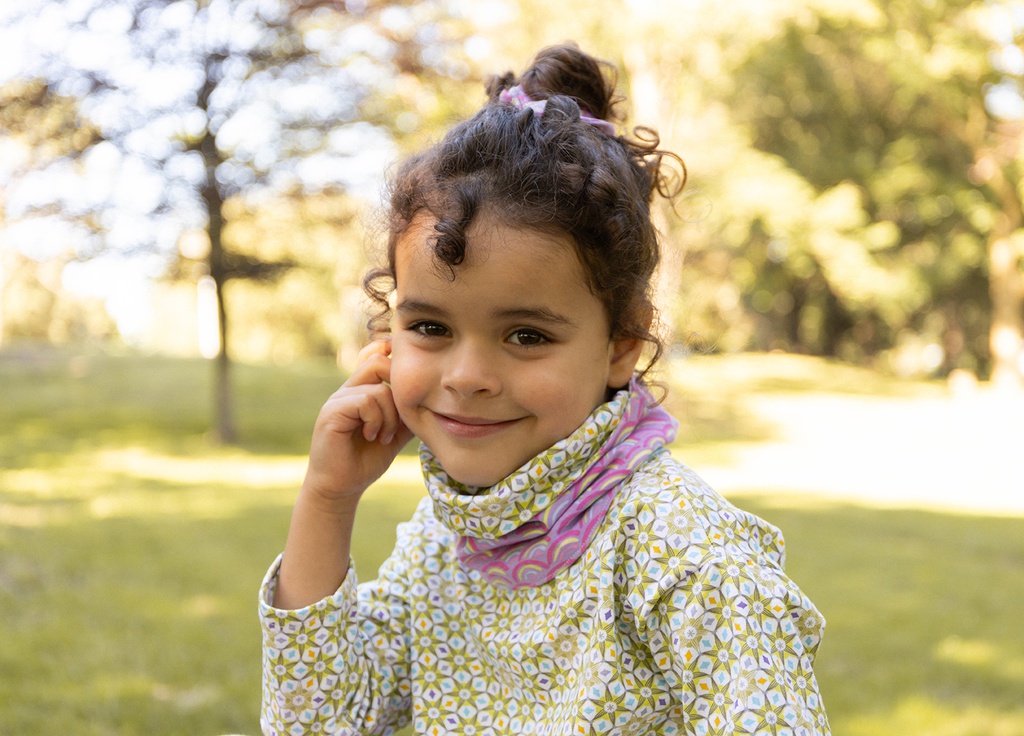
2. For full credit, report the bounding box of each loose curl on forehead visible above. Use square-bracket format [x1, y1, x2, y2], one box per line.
[364, 43, 686, 378]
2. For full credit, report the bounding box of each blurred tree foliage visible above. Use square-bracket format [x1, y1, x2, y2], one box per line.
[0, 80, 103, 347]
[0, 251, 117, 343]
[0, 79, 101, 163]
[0, 0, 475, 442]
[163, 189, 366, 366]
[2, 0, 1023, 388]
[721, 0, 1021, 383]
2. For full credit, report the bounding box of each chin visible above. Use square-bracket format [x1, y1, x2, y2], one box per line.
[446, 470, 505, 491]
[436, 459, 516, 490]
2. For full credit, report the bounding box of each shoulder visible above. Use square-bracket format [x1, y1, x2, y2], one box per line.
[608, 450, 780, 548]
[603, 450, 788, 596]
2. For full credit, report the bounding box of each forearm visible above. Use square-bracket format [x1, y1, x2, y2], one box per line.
[273, 483, 360, 610]
[260, 497, 427, 735]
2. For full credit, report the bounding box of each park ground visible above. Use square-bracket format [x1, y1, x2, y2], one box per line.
[1, 345, 1022, 735]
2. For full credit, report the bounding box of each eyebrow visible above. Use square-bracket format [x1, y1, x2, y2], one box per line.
[493, 307, 578, 328]
[396, 299, 577, 328]
[395, 299, 445, 317]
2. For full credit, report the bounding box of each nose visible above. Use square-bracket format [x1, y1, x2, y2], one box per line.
[441, 340, 501, 397]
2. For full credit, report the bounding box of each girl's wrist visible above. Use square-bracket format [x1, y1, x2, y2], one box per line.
[299, 476, 365, 517]
[274, 483, 360, 609]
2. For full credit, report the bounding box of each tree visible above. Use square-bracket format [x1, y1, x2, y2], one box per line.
[0, 0, 475, 442]
[0, 79, 103, 347]
[720, 0, 1023, 381]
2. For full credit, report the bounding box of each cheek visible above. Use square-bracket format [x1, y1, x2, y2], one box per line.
[387, 347, 426, 411]
[529, 375, 598, 421]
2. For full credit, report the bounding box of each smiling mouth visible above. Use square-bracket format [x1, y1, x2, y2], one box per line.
[430, 411, 521, 439]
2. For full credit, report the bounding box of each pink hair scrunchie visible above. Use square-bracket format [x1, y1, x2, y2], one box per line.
[499, 85, 617, 136]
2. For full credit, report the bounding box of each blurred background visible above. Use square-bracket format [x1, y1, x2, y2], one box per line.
[1, 0, 1022, 734]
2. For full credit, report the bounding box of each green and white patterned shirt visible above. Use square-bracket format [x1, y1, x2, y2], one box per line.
[260, 446, 830, 735]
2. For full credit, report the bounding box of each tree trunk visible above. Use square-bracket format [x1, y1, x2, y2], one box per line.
[194, 45, 238, 445]
[200, 127, 237, 444]
[988, 228, 1024, 390]
[962, 105, 1024, 391]
[623, 42, 684, 346]
[0, 248, 8, 350]
[973, 145, 1024, 391]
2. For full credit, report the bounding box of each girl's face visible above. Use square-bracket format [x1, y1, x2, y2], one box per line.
[389, 213, 642, 488]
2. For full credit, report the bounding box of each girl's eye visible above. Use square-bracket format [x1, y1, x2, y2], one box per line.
[410, 321, 449, 338]
[508, 329, 548, 347]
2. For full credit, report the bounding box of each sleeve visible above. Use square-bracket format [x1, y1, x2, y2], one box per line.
[641, 558, 831, 735]
[258, 501, 433, 736]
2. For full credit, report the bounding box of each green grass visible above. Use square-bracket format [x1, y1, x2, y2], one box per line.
[741, 497, 1024, 735]
[1, 344, 1022, 735]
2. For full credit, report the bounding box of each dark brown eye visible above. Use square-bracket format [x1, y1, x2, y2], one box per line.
[508, 329, 548, 347]
[412, 322, 448, 337]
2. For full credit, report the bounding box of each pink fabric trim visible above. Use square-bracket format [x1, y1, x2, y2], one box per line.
[498, 84, 617, 136]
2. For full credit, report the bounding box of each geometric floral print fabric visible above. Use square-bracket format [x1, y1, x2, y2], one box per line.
[259, 450, 831, 735]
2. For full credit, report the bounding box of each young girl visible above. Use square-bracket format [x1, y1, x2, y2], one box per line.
[260, 43, 830, 736]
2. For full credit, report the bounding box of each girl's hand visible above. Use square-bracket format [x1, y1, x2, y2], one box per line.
[275, 340, 413, 609]
[302, 340, 414, 509]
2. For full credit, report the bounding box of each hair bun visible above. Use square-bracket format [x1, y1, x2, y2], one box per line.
[515, 43, 619, 124]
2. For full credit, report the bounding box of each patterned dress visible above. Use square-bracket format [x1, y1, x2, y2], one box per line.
[260, 389, 830, 735]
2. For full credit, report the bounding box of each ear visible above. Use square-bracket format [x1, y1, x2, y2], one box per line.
[607, 336, 645, 390]
[607, 305, 653, 389]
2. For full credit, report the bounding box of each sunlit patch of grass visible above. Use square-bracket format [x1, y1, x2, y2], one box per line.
[667, 350, 942, 397]
[845, 697, 1024, 736]
[661, 351, 944, 452]
[934, 636, 1024, 682]
[1, 449, 304, 527]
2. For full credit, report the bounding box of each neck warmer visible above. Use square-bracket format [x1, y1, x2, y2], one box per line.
[421, 378, 678, 588]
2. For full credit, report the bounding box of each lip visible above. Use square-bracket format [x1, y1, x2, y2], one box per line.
[430, 410, 522, 439]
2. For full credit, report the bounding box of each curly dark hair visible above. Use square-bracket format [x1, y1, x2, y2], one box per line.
[364, 42, 686, 377]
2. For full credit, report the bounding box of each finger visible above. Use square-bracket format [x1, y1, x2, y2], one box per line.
[323, 383, 400, 442]
[354, 338, 391, 365]
[337, 353, 393, 391]
[376, 387, 407, 446]
[358, 395, 385, 442]
[345, 344, 395, 388]
[364, 382, 402, 444]
[329, 389, 386, 442]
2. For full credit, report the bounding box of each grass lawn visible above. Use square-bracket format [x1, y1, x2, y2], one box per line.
[1, 343, 1022, 735]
